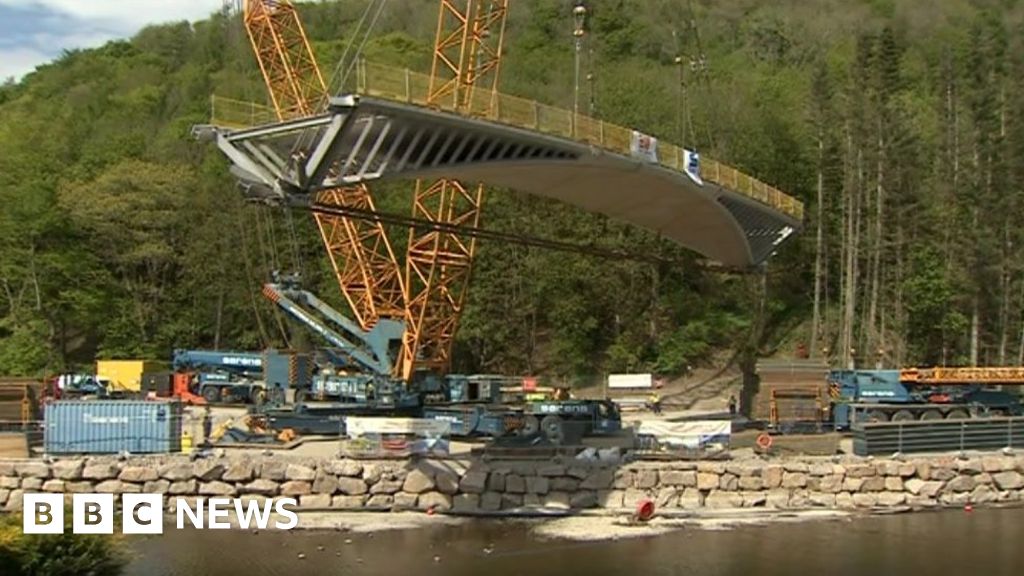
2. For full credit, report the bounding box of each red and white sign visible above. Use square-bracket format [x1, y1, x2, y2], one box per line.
[630, 130, 659, 163]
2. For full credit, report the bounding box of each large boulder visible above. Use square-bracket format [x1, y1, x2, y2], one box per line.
[280, 481, 312, 496]
[993, 471, 1024, 491]
[284, 464, 316, 482]
[119, 467, 158, 483]
[199, 481, 236, 496]
[459, 471, 487, 494]
[403, 469, 436, 494]
[419, 491, 452, 511]
[51, 461, 84, 480]
[223, 461, 255, 483]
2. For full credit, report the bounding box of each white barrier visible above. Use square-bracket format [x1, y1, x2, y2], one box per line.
[608, 374, 654, 389]
[344, 417, 451, 457]
[636, 420, 731, 451]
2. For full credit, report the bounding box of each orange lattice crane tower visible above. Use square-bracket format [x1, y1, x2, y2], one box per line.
[398, 0, 509, 380]
[241, 0, 407, 329]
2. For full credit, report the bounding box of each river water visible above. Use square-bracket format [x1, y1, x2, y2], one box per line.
[124, 508, 1022, 576]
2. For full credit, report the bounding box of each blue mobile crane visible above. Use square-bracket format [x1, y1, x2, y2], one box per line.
[261, 276, 424, 409]
[829, 369, 1024, 429]
[170, 348, 313, 405]
[171, 349, 267, 404]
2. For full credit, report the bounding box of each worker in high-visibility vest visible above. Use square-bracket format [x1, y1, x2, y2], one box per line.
[649, 392, 662, 415]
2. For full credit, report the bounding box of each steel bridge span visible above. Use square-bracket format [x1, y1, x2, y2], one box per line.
[197, 63, 804, 269]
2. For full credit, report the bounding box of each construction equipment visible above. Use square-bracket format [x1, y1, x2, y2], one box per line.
[263, 276, 403, 378]
[0, 382, 40, 426]
[169, 348, 313, 405]
[96, 360, 164, 392]
[767, 385, 829, 433]
[899, 367, 1024, 385]
[830, 369, 1024, 429]
[44, 374, 114, 401]
[171, 349, 266, 404]
[521, 399, 623, 445]
[750, 362, 1024, 432]
[262, 276, 419, 407]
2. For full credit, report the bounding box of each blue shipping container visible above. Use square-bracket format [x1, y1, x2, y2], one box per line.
[44, 400, 183, 454]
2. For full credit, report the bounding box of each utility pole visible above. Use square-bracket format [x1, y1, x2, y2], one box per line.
[572, 1, 587, 135]
[672, 30, 685, 144]
[587, 49, 596, 117]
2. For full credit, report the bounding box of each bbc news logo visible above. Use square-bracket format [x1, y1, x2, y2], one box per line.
[22, 494, 299, 534]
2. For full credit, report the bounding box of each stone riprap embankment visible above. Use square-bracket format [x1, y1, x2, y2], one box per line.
[2, 453, 1024, 514]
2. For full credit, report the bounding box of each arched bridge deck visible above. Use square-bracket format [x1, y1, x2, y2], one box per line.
[198, 63, 804, 268]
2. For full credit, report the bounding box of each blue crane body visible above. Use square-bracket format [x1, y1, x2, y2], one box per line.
[171, 349, 267, 404]
[829, 370, 1023, 429]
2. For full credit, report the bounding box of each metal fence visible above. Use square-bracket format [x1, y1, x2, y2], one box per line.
[208, 61, 804, 222]
[852, 417, 1024, 456]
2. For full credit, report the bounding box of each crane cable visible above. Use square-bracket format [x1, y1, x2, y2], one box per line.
[337, 0, 390, 95]
[264, 212, 293, 349]
[236, 208, 271, 348]
[252, 206, 277, 273]
[253, 206, 293, 347]
[297, 0, 388, 157]
[282, 206, 304, 277]
[325, 0, 387, 98]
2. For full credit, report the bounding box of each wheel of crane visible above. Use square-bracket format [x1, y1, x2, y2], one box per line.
[201, 386, 219, 404]
[541, 415, 566, 445]
[250, 387, 267, 406]
[974, 407, 997, 418]
[865, 410, 890, 423]
[945, 409, 969, 421]
[919, 409, 943, 421]
[519, 415, 539, 437]
[891, 410, 914, 422]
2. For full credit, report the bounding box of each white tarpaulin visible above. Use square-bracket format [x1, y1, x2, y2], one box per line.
[630, 130, 659, 163]
[637, 420, 731, 449]
[345, 417, 451, 437]
[608, 373, 653, 389]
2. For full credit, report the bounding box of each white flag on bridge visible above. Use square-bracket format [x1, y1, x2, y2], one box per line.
[683, 149, 703, 186]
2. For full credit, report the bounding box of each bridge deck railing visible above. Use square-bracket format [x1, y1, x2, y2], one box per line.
[209, 61, 804, 221]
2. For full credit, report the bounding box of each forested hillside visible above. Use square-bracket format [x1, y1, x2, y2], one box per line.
[1, 0, 1023, 381]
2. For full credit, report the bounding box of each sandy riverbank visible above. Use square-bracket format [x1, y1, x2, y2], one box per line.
[283, 506, 856, 542]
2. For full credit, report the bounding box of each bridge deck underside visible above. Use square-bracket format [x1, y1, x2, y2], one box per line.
[206, 97, 801, 268]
